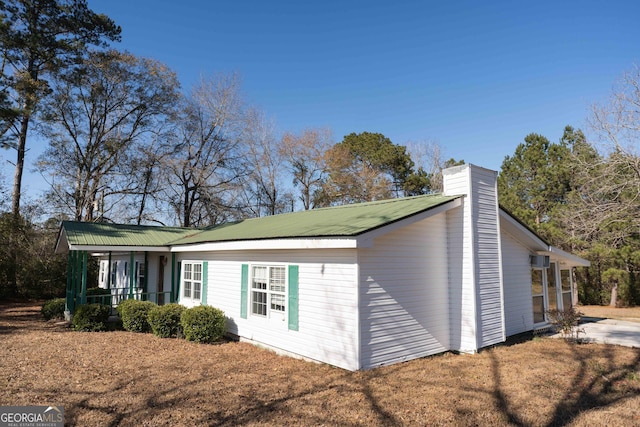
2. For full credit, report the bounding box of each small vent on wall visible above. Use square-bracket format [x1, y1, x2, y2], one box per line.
[530, 255, 550, 268]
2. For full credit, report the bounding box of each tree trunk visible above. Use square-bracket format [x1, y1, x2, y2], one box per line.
[609, 283, 618, 307]
[12, 115, 29, 218]
[6, 113, 30, 297]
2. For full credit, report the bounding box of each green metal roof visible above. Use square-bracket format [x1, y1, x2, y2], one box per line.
[171, 194, 459, 245]
[60, 221, 194, 247]
[59, 194, 460, 249]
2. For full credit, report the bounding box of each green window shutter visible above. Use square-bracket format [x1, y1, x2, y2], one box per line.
[240, 264, 248, 319]
[288, 265, 299, 331]
[201, 261, 208, 306]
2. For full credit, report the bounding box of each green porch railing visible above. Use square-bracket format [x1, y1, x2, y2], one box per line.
[78, 290, 174, 311]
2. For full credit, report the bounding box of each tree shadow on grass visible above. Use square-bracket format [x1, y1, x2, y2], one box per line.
[488, 341, 640, 427]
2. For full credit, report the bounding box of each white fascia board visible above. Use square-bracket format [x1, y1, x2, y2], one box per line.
[498, 210, 548, 251]
[356, 197, 462, 247]
[67, 245, 170, 253]
[171, 238, 358, 252]
[545, 246, 591, 267]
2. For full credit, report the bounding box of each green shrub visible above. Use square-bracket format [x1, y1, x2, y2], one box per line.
[117, 299, 156, 333]
[148, 303, 186, 338]
[86, 287, 112, 305]
[72, 304, 111, 332]
[41, 298, 66, 320]
[180, 305, 226, 343]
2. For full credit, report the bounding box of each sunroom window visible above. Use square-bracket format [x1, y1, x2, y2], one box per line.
[531, 268, 545, 324]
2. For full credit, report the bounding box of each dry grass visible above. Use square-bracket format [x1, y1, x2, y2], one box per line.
[578, 305, 640, 323]
[1, 302, 639, 426]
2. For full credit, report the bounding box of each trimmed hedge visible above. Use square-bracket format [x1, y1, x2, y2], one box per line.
[148, 303, 186, 338]
[72, 304, 111, 332]
[117, 299, 156, 333]
[41, 298, 66, 320]
[180, 306, 226, 343]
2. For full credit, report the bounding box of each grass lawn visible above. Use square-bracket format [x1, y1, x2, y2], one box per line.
[578, 305, 640, 323]
[1, 302, 639, 426]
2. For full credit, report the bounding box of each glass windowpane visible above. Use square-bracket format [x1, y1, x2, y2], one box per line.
[184, 281, 191, 298]
[271, 293, 285, 312]
[532, 295, 545, 323]
[531, 269, 543, 296]
[252, 291, 267, 316]
[562, 292, 572, 310]
[547, 264, 557, 311]
[194, 264, 202, 281]
[270, 267, 286, 292]
[194, 282, 201, 299]
[561, 270, 571, 292]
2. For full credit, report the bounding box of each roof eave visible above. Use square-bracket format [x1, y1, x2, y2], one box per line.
[171, 237, 359, 252]
[67, 244, 171, 253]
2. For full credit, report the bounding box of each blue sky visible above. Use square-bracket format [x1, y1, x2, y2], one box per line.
[3, 0, 639, 200]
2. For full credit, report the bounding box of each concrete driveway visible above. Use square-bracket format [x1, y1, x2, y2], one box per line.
[570, 317, 640, 348]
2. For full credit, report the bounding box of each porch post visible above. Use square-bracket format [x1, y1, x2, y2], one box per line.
[80, 251, 88, 305]
[129, 251, 135, 299]
[65, 251, 74, 313]
[106, 251, 112, 289]
[74, 249, 81, 306]
[170, 253, 176, 303]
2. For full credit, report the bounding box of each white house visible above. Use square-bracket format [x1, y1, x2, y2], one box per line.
[55, 164, 589, 371]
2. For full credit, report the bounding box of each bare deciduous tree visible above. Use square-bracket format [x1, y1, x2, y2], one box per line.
[240, 109, 292, 217]
[279, 128, 331, 210]
[158, 73, 248, 227]
[37, 50, 180, 222]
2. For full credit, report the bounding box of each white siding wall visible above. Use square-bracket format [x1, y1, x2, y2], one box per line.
[470, 166, 505, 347]
[443, 168, 478, 352]
[501, 231, 534, 336]
[358, 213, 450, 369]
[176, 249, 360, 371]
[446, 204, 477, 352]
[443, 164, 505, 351]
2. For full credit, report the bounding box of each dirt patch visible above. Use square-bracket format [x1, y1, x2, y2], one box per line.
[1, 302, 639, 426]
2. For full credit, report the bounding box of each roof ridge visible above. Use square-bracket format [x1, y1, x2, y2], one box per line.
[238, 193, 446, 221]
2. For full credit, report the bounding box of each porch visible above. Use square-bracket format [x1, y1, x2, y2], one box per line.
[64, 249, 181, 315]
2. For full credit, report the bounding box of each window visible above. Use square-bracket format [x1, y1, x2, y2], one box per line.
[251, 265, 286, 317]
[110, 262, 118, 287]
[99, 261, 107, 286]
[182, 262, 203, 302]
[531, 268, 545, 323]
[135, 262, 146, 289]
[560, 269, 572, 310]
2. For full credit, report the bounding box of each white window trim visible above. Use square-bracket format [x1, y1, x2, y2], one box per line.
[181, 261, 203, 304]
[249, 264, 288, 320]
